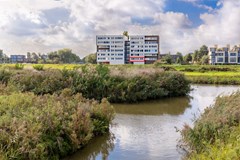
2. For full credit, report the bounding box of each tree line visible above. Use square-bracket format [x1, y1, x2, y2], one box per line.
[0, 48, 97, 64]
[161, 45, 209, 65]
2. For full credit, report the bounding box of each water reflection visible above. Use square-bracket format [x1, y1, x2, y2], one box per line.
[113, 97, 191, 115]
[67, 85, 239, 160]
[64, 133, 115, 160]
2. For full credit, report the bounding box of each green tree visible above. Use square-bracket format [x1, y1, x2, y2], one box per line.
[184, 53, 192, 63]
[176, 52, 183, 64]
[0, 50, 3, 58]
[200, 55, 209, 65]
[192, 50, 200, 63]
[31, 52, 39, 63]
[199, 45, 208, 58]
[161, 53, 172, 64]
[58, 48, 80, 63]
[0, 50, 3, 63]
[83, 53, 97, 64]
[123, 31, 129, 39]
[48, 49, 80, 64]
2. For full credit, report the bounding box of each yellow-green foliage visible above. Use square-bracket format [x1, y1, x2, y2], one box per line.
[0, 90, 114, 160]
[181, 92, 240, 159]
[33, 64, 44, 71]
[14, 63, 24, 70]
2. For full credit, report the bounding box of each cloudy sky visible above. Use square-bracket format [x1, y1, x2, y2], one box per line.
[0, 0, 239, 57]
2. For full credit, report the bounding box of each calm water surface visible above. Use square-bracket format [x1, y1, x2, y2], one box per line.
[66, 85, 240, 160]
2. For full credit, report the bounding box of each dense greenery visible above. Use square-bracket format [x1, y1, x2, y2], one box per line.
[82, 53, 97, 64]
[0, 65, 190, 103]
[0, 88, 114, 160]
[47, 49, 81, 64]
[180, 92, 240, 159]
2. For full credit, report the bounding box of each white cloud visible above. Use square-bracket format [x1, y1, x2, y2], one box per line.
[0, 0, 239, 57]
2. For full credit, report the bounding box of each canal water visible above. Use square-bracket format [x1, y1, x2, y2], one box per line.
[66, 85, 240, 160]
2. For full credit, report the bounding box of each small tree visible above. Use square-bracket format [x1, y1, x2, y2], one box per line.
[83, 53, 97, 64]
[184, 53, 192, 64]
[123, 31, 129, 39]
[176, 52, 183, 64]
[162, 54, 172, 64]
[200, 55, 209, 65]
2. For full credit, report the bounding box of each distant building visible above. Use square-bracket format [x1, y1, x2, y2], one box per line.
[10, 55, 26, 63]
[96, 35, 160, 64]
[209, 45, 240, 65]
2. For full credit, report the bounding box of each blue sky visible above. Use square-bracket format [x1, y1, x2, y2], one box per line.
[0, 0, 239, 56]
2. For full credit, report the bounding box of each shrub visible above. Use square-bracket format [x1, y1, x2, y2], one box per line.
[180, 92, 240, 159]
[33, 64, 44, 71]
[8, 66, 190, 102]
[0, 91, 114, 160]
[14, 63, 24, 70]
[0, 69, 12, 84]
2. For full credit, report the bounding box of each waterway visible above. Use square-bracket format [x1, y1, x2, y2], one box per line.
[66, 85, 240, 160]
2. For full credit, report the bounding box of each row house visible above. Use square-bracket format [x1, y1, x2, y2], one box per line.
[209, 45, 240, 64]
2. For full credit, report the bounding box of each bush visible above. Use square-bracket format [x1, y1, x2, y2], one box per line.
[0, 90, 114, 160]
[180, 92, 240, 159]
[14, 63, 24, 70]
[33, 64, 44, 71]
[0, 69, 12, 84]
[8, 66, 191, 103]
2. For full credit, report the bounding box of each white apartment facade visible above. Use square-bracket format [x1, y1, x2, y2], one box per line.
[96, 35, 125, 64]
[209, 45, 240, 65]
[129, 35, 159, 64]
[96, 35, 160, 65]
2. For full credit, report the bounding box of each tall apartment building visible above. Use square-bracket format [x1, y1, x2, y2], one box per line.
[209, 44, 240, 65]
[96, 35, 160, 64]
[129, 35, 159, 64]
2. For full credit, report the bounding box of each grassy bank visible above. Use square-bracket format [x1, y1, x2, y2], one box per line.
[180, 92, 240, 159]
[0, 87, 114, 160]
[0, 64, 190, 103]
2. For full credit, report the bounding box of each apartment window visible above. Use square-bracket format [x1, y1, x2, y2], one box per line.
[115, 37, 123, 39]
[217, 57, 224, 63]
[115, 58, 123, 60]
[131, 58, 144, 60]
[115, 41, 123, 44]
[230, 57, 237, 63]
[216, 53, 223, 56]
[115, 49, 123, 52]
[98, 58, 106, 60]
[97, 37, 106, 40]
[230, 53, 236, 56]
